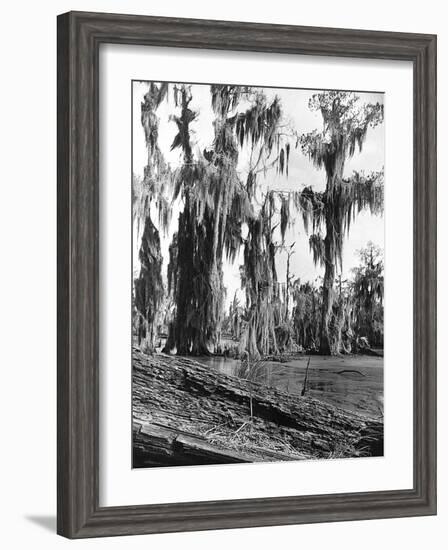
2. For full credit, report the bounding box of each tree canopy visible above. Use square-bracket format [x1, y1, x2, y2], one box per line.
[133, 84, 385, 358]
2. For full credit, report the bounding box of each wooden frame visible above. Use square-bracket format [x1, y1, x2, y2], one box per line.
[57, 10, 437, 538]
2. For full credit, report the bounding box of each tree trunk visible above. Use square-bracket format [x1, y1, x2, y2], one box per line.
[134, 215, 163, 353]
[320, 221, 336, 355]
[190, 329, 212, 356]
[161, 322, 176, 354]
[319, 157, 345, 355]
[174, 202, 195, 355]
[246, 312, 261, 360]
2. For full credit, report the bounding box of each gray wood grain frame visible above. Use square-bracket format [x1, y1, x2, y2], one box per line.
[57, 11, 437, 538]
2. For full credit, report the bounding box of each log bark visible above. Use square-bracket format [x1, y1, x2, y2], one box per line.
[133, 348, 383, 467]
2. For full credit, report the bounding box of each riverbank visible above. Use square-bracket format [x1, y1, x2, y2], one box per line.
[133, 348, 383, 468]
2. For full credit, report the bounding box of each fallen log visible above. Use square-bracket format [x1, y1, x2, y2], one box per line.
[133, 348, 383, 467]
[133, 423, 300, 466]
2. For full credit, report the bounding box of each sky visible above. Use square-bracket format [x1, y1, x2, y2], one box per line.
[132, 81, 385, 308]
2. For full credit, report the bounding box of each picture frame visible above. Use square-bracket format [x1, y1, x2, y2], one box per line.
[57, 10, 437, 538]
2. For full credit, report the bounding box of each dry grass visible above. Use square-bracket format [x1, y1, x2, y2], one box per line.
[198, 420, 310, 461]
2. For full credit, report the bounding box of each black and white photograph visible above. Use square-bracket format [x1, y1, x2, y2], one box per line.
[0, 1, 440, 545]
[132, 81, 385, 468]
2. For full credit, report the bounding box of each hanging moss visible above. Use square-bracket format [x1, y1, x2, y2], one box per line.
[164, 85, 291, 357]
[134, 217, 164, 352]
[239, 191, 284, 359]
[133, 82, 171, 352]
[164, 85, 241, 355]
[292, 280, 322, 351]
[350, 242, 384, 348]
[298, 92, 384, 354]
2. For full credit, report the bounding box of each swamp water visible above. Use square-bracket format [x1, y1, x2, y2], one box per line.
[195, 354, 383, 420]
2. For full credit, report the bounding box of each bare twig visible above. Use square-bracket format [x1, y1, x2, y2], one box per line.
[301, 357, 311, 396]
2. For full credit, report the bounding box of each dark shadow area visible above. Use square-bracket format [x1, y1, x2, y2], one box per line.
[25, 515, 56, 533]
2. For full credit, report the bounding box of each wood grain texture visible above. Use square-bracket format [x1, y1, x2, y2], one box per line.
[57, 10, 437, 538]
[132, 350, 383, 466]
